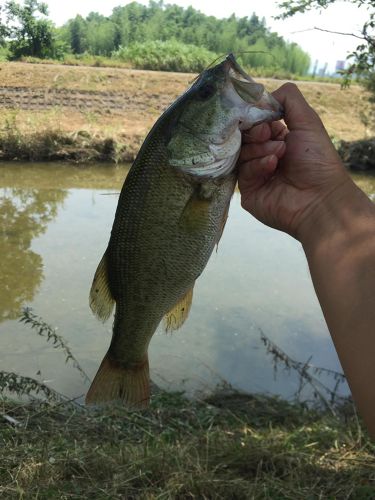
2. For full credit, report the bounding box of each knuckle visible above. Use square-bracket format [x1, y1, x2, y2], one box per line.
[283, 82, 298, 92]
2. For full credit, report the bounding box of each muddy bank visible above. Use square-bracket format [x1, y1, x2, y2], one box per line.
[0, 129, 144, 163]
[2, 127, 375, 168]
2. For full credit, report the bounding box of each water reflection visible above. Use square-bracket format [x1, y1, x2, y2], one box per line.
[0, 163, 128, 325]
[0, 163, 373, 401]
[0, 186, 66, 321]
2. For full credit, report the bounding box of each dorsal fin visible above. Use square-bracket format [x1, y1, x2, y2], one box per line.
[89, 251, 115, 322]
[164, 286, 194, 333]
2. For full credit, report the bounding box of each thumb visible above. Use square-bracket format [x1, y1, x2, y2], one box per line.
[272, 83, 324, 133]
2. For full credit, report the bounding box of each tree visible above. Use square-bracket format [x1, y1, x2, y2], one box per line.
[0, 5, 10, 46]
[69, 15, 87, 55]
[86, 19, 118, 56]
[5, 0, 57, 59]
[56, 1, 311, 75]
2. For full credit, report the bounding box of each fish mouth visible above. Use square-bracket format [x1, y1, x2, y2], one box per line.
[167, 54, 284, 180]
[224, 53, 284, 122]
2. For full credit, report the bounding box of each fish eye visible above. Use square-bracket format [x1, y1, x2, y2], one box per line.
[198, 83, 216, 100]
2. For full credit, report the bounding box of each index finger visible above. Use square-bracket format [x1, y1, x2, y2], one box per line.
[242, 120, 287, 144]
[242, 123, 272, 144]
[270, 120, 288, 140]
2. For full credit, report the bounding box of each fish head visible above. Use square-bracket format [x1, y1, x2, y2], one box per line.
[167, 53, 283, 178]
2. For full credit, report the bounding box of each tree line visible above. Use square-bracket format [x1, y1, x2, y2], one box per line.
[0, 0, 311, 75]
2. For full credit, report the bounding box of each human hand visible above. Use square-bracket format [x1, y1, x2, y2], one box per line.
[238, 82, 355, 243]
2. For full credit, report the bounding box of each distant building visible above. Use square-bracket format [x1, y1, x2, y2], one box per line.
[335, 60, 346, 72]
[318, 63, 328, 77]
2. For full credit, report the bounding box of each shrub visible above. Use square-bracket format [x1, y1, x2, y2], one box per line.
[113, 40, 218, 73]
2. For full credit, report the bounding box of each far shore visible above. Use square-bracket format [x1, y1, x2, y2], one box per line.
[0, 61, 373, 167]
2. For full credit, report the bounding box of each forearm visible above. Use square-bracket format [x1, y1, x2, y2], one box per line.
[301, 183, 375, 436]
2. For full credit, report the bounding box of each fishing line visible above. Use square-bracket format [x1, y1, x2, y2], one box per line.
[189, 52, 229, 84]
[233, 50, 277, 64]
[189, 50, 277, 84]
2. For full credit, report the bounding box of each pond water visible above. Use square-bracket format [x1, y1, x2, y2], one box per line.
[1, 163, 374, 403]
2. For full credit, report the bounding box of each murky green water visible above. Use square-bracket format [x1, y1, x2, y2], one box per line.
[1, 163, 374, 402]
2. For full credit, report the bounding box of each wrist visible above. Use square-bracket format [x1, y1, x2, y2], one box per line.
[298, 179, 375, 257]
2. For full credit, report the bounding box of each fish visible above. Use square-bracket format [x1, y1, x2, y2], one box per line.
[86, 53, 283, 407]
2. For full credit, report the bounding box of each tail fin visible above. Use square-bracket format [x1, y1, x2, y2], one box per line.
[85, 353, 150, 408]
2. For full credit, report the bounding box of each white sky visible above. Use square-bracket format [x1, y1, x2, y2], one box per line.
[40, 0, 370, 74]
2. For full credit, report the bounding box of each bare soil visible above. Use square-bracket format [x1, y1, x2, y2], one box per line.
[0, 85, 173, 113]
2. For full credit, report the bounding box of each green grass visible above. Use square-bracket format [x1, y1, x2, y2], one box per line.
[0, 46, 10, 62]
[0, 391, 373, 498]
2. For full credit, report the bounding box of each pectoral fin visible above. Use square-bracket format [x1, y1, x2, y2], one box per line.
[89, 252, 115, 322]
[179, 191, 211, 233]
[164, 286, 194, 333]
[216, 201, 230, 248]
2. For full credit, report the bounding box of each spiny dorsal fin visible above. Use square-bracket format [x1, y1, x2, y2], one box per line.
[164, 287, 194, 333]
[89, 252, 115, 322]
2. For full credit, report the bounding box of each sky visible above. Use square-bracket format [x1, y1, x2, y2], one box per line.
[41, 0, 370, 74]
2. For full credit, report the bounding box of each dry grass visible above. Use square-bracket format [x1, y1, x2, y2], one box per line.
[0, 62, 190, 161]
[0, 391, 374, 499]
[0, 61, 190, 94]
[0, 62, 371, 159]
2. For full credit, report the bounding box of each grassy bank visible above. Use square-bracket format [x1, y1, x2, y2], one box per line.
[0, 62, 372, 164]
[19, 54, 338, 82]
[1, 390, 374, 498]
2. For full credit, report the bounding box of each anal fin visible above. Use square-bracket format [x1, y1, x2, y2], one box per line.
[89, 251, 115, 322]
[164, 286, 194, 333]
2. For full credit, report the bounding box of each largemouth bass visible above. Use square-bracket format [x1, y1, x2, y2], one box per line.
[86, 54, 283, 407]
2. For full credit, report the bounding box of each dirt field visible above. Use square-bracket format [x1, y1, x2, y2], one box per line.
[0, 61, 371, 162]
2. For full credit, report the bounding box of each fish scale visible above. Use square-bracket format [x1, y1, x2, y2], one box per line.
[86, 54, 283, 407]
